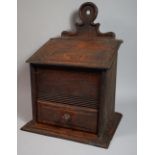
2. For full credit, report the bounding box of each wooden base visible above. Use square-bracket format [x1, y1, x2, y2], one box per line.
[21, 112, 122, 148]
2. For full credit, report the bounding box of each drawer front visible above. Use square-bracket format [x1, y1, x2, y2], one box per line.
[37, 101, 98, 133]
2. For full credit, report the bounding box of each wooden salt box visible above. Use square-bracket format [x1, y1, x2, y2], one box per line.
[21, 2, 123, 148]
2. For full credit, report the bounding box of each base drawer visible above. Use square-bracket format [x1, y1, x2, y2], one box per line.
[37, 100, 98, 133]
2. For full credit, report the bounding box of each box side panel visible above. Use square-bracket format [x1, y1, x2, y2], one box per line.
[98, 56, 117, 137]
[30, 64, 38, 121]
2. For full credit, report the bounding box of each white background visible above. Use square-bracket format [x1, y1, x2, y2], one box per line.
[3, 0, 155, 155]
[2, 0, 155, 154]
[17, 0, 137, 155]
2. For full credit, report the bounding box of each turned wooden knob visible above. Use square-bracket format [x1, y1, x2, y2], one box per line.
[62, 113, 71, 121]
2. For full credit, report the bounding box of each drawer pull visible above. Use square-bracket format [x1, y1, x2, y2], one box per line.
[62, 113, 71, 121]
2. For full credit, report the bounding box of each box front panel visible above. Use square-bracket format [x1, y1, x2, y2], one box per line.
[36, 66, 101, 133]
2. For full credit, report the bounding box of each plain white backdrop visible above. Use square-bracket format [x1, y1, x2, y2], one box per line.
[17, 0, 136, 155]
[2, 0, 155, 155]
[0, 0, 154, 155]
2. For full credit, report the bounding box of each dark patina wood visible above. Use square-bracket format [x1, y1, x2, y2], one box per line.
[21, 2, 123, 148]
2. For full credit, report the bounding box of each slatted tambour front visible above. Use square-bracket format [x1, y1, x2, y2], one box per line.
[36, 66, 100, 109]
[38, 92, 98, 109]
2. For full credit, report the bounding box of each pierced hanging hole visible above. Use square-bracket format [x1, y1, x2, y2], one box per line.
[79, 2, 98, 24]
[86, 9, 91, 16]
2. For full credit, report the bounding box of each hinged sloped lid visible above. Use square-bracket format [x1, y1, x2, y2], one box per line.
[27, 2, 123, 69]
